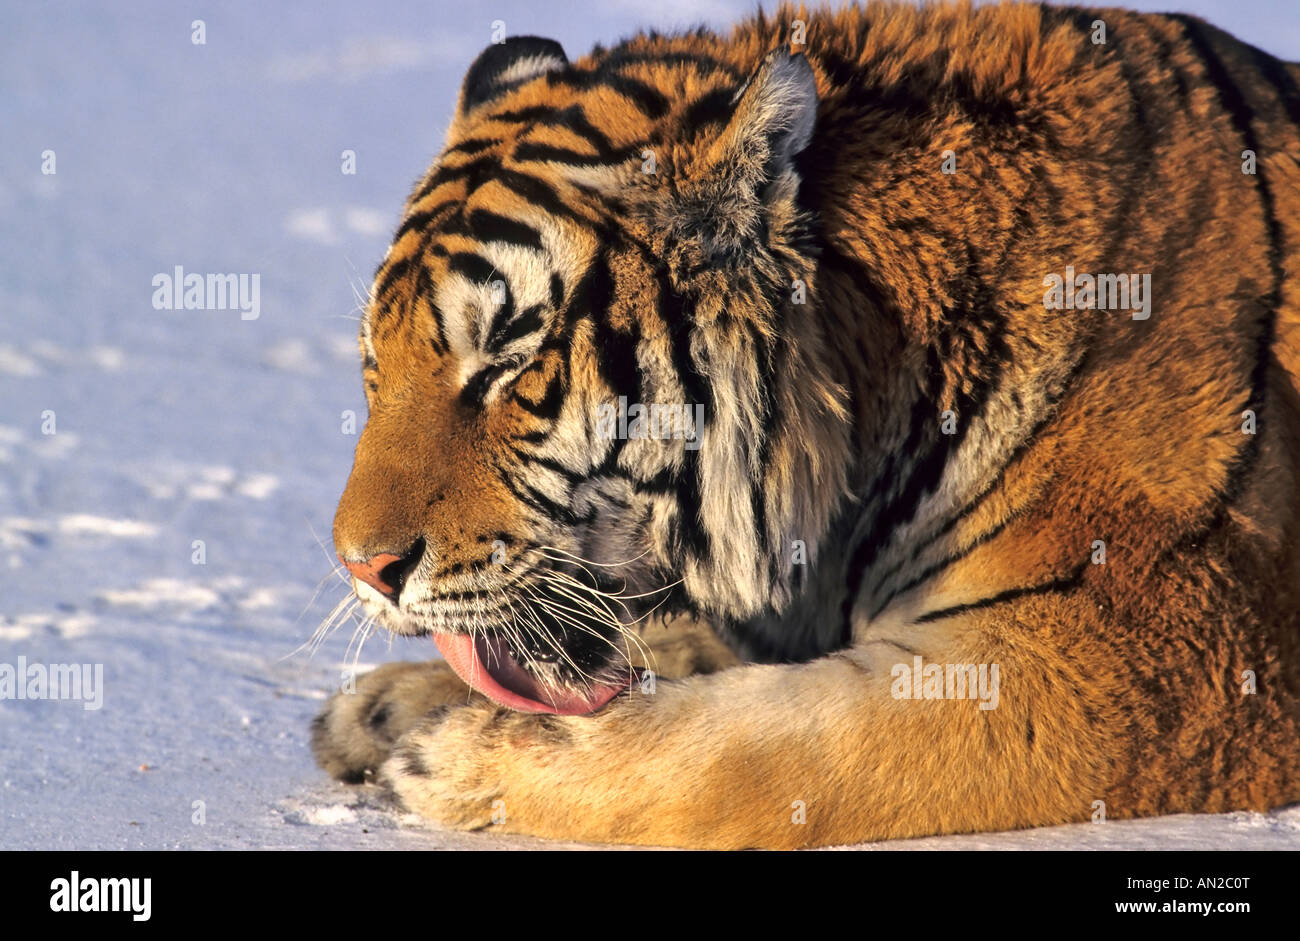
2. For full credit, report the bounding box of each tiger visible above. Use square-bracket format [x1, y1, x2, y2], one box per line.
[310, 0, 1300, 849]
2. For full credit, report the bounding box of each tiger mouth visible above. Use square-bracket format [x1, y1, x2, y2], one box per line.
[434, 630, 639, 715]
[366, 560, 657, 714]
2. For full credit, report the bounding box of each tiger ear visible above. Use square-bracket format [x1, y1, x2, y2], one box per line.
[704, 50, 818, 188]
[460, 36, 568, 114]
[669, 51, 817, 263]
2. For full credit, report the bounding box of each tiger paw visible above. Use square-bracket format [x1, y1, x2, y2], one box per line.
[379, 702, 584, 833]
[310, 659, 486, 784]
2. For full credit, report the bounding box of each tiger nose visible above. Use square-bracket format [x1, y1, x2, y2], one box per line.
[340, 539, 425, 602]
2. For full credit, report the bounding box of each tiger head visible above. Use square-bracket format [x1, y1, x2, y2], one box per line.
[333, 36, 852, 714]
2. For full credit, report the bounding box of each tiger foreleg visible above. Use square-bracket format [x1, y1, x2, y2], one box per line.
[311, 659, 488, 783]
[381, 619, 1120, 848]
[312, 614, 734, 784]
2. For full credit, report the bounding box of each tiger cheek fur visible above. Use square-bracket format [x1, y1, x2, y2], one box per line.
[313, 1, 1300, 848]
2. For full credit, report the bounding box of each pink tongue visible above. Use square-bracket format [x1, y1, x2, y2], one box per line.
[435, 633, 633, 715]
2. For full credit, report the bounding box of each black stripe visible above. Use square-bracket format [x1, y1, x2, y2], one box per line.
[627, 465, 677, 496]
[492, 169, 592, 227]
[515, 105, 648, 170]
[671, 456, 707, 559]
[434, 213, 473, 239]
[811, 247, 886, 472]
[497, 461, 578, 525]
[1077, 9, 1158, 268]
[447, 251, 499, 286]
[551, 69, 670, 118]
[445, 137, 500, 156]
[516, 428, 552, 445]
[815, 50, 867, 93]
[1135, 16, 1193, 106]
[413, 155, 501, 202]
[606, 74, 671, 118]
[415, 263, 448, 353]
[534, 105, 619, 155]
[487, 104, 557, 124]
[743, 314, 774, 569]
[868, 513, 1016, 620]
[1171, 15, 1282, 505]
[511, 371, 565, 420]
[654, 265, 710, 559]
[460, 362, 510, 408]
[508, 445, 587, 484]
[468, 209, 543, 251]
[373, 256, 414, 308]
[566, 253, 616, 326]
[480, 283, 516, 351]
[865, 347, 1092, 605]
[913, 565, 1087, 625]
[588, 333, 641, 478]
[574, 253, 639, 475]
[655, 264, 711, 412]
[488, 302, 546, 352]
[514, 142, 638, 167]
[432, 584, 525, 603]
[834, 247, 1008, 640]
[394, 200, 458, 242]
[681, 87, 737, 137]
[1244, 45, 1300, 128]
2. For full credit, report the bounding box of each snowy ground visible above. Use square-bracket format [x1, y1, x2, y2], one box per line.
[2, 0, 1299, 851]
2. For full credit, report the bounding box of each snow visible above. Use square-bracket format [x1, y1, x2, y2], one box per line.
[2, 0, 1297, 851]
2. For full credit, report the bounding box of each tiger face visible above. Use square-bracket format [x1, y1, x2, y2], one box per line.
[333, 37, 851, 714]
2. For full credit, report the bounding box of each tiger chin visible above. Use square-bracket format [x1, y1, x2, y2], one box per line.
[310, 1, 1300, 849]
